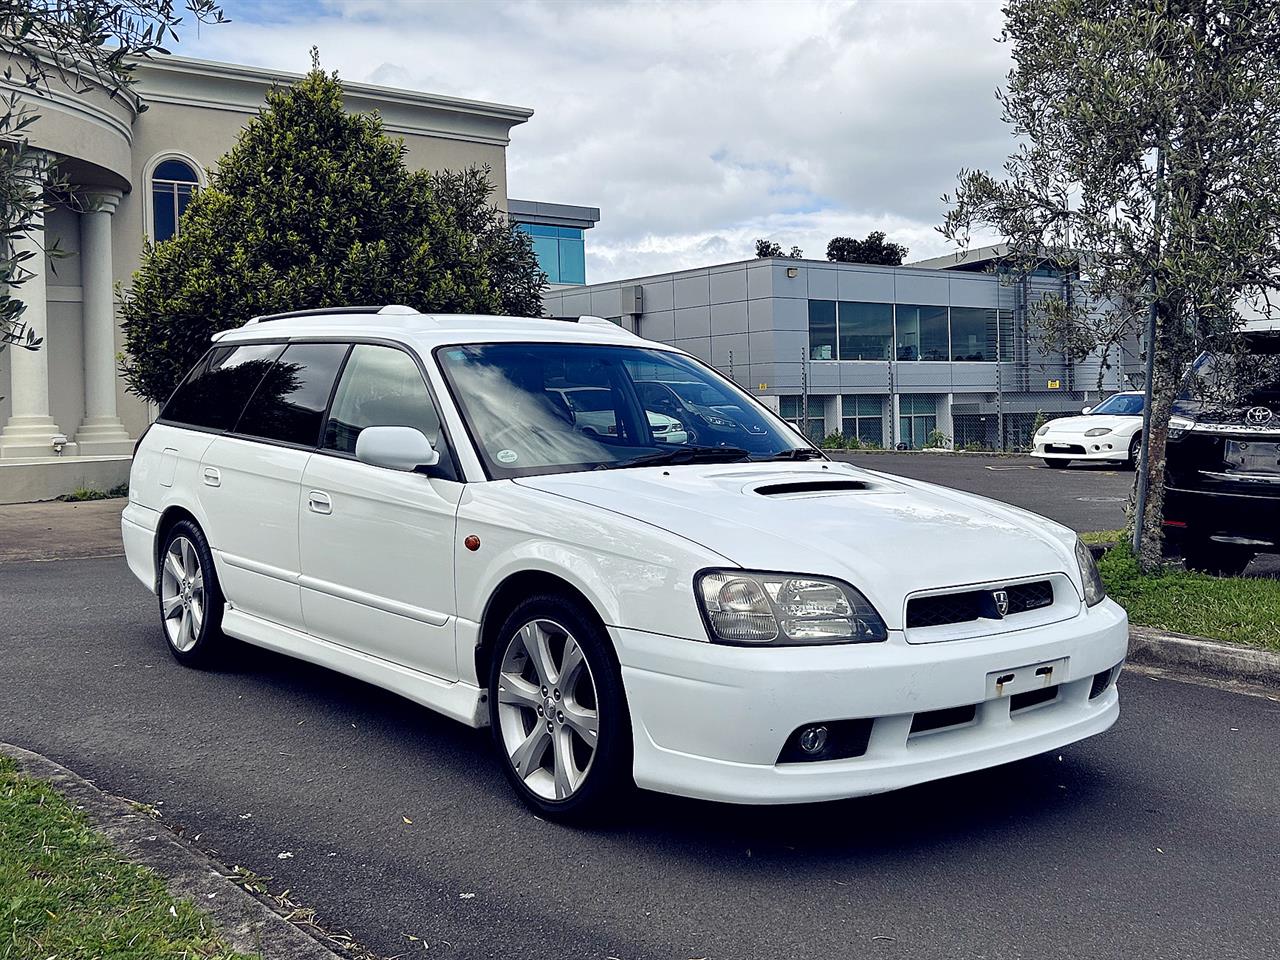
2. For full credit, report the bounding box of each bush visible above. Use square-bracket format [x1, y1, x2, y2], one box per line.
[924, 429, 951, 449]
[120, 66, 545, 405]
[844, 435, 863, 450]
[820, 432, 846, 449]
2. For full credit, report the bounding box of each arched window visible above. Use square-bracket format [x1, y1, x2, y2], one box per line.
[151, 158, 199, 242]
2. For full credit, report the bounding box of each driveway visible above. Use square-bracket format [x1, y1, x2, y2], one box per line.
[2, 556, 1277, 960]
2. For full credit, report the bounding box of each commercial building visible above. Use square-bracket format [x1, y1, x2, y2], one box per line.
[0, 53, 534, 501]
[509, 199, 600, 286]
[542, 247, 1136, 450]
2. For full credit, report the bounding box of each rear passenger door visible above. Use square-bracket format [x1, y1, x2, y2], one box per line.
[298, 344, 462, 681]
[198, 342, 349, 631]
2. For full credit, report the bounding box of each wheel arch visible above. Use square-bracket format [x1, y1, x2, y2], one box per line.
[154, 505, 201, 587]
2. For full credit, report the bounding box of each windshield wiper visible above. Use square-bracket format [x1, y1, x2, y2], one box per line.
[605, 445, 752, 469]
[763, 448, 826, 461]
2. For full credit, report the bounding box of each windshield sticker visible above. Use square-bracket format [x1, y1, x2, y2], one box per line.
[496, 449, 519, 464]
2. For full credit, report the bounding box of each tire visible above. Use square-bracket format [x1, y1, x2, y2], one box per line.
[488, 593, 632, 821]
[1180, 537, 1255, 577]
[1044, 458, 1071, 468]
[157, 519, 228, 667]
[1126, 433, 1142, 471]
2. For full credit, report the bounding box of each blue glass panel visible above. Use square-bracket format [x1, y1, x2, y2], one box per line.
[558, 237, 585, 284]
[517, 223, 559, 237]
[154, 158, 199, 182]
[530, 235, 560, 282]
[556, 226, 584, 239]
[175, 183, 195, 223]
[152, 186, 177, 242]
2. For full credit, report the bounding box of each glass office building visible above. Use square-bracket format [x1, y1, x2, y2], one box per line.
[509, 199, 600, 286]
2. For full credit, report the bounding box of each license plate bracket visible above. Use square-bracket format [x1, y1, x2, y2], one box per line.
[1225, 440, 1280, 475]
[986, 657, 1068, 699]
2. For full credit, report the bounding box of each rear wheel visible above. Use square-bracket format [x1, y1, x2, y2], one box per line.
[1043, 458, 1071, 469]
[1181, 537, 1255, 577]
[489, 594, 631, 821]
[158, 520, 228, 667]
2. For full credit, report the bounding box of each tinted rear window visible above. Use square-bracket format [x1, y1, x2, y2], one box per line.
[234, 342, 350, 446]
[160, 343, 285, 431]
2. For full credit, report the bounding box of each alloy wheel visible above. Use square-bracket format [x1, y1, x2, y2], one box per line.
[496, 619, 600, 800]
[160, 536, 205, 653]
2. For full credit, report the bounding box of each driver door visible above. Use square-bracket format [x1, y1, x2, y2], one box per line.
[298, 343, 462, 681]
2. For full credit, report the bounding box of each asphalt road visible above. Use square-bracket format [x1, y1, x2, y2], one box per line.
[4, 556, 1278, 960]
[830, 451, 1135, 533]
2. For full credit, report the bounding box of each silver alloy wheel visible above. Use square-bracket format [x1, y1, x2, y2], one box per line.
[160, 536, 205, 653]
[496, 618, 600, 801]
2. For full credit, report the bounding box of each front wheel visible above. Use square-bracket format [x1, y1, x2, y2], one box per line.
[1126, 433, 1143, 471]
[157, 519, 228, 667]
[489, 594, 632, 821]
[1044, 458, 1071, 469]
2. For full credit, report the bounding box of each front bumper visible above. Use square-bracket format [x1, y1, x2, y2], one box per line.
[612, 598, 1128, 804]
[1034, 437, 1129, 461]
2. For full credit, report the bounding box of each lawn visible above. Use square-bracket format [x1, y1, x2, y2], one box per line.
[1099, 545, 1280, 651]
[0, 757, 256, 960]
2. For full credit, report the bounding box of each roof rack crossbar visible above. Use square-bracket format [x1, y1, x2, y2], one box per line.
[244, 305, 391, 325]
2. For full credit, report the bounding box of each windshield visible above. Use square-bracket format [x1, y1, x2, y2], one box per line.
[1091, 394, 1144, 416]
[1182, 333, 1280, 410]
[436, 342, 812, 477]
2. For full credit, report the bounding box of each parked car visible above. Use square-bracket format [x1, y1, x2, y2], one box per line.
[1163, 323, 1280, 575]
[1032, 391, 1146, 468]
[123, 307, 1127, 820]
[550, 385, 688, 445]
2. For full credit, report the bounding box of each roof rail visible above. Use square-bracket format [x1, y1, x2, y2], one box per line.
[245, 304, 417, 325]
[546, 314, 641, 337]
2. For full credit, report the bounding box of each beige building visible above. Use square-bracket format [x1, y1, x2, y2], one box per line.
[0, 53, 532, 502]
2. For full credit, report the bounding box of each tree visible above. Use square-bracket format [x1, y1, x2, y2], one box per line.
[941, 0, 1280, 570]
[1, 0, 225, 363]
[120, 64, 547, 404]
[754, 238, 802, 259]
[826, 231, 908, 266]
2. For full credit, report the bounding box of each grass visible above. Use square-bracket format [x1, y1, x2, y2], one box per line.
[1080, 528, 1124, 546]
[1099, 544, 1280, 651]
[57, 482, 128, 502]
[0, 757, 257, 960]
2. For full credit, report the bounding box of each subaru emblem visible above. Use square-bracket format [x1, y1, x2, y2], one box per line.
[993, 589, 1010, 617]
[1245, 406, 1274, 427]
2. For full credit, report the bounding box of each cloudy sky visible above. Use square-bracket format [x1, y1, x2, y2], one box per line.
[179, 0, 1013, 282]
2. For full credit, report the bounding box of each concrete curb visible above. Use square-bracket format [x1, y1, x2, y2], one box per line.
[0, 743, 346, 960]
[1128, 626, 1280, 688]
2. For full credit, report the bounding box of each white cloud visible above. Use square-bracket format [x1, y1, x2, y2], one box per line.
[180, 0, 1013, 281]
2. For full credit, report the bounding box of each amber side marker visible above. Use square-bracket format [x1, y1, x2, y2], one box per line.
[464, 535, 481, 552]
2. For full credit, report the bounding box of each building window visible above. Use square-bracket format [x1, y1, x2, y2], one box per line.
[898, 393, 938, 448]
[779, 395, 825, 441]
[807, 300, 836, 359]
[151, 158, 199, 242]
[841, 395, 884, 445]
[516, 224, 586, 284]
[838, 301, 894, 361]
[950, 307, 999, 362]
[896, 305, 948, 361]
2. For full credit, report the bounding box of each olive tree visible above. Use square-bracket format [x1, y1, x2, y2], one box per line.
[942, 0, 1280, 569]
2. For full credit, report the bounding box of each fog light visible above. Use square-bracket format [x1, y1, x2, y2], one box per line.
[798, 725, 829, 754]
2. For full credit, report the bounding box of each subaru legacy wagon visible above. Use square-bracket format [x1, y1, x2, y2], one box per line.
[123, 306, 1128, 819]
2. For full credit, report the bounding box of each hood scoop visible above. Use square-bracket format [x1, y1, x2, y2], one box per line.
[752, 479, 871, 498]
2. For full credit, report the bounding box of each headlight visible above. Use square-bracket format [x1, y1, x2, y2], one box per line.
[1084, 427, 1112, 437]
[1074, 539, 1106, 607]
[696, 570, 888, 645]
[1168, 415, 1194, 440]
[1036, 423, 1051, 436]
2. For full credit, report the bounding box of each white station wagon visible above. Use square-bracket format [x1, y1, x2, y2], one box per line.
[123, 306, 1128, 819]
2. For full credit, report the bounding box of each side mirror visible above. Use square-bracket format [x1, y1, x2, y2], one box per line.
[355, 426, 440, 472]
[1081, 406, 1093, 415]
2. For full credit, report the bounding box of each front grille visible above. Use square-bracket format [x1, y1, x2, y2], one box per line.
[910, 704, 978, 735]
[1010, 686, 1058, 712]
[906, 580, 1054, 628]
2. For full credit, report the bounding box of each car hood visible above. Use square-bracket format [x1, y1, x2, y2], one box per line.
[514, 461, 1078, 628]
[1043, 415, 1139, 436]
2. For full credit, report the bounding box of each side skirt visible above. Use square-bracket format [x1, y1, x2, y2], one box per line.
[220, 608, 488, 728]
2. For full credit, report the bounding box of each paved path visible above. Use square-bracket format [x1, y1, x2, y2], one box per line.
[0, 497, 125, 562]
[2, 556, 1277, 960]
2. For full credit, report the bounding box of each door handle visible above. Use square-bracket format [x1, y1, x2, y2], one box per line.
[307, 490, 332, 515]
[202, 466, 221, 487]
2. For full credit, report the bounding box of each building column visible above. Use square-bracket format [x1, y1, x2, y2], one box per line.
[74, 189, 132, 455]
[0, 188, 77, 459]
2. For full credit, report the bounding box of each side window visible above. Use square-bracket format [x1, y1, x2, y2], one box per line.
[160, 342, 285, 431]
[234, 342, 350, 446]
[323, 345, 441, 455]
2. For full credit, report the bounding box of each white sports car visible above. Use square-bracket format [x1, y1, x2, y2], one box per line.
[1033, 391, 1145, 468]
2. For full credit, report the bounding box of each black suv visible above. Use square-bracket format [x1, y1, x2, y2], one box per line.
[1163, 324, 1280, 574]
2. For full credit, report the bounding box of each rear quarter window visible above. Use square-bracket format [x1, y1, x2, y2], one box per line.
[160, 343, 285, 431]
